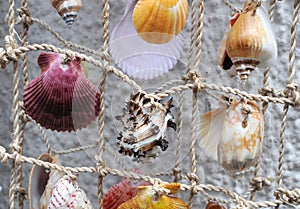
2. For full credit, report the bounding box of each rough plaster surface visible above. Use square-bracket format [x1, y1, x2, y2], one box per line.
[0, 0, 299, 208]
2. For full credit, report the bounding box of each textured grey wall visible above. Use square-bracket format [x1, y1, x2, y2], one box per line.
[0, 0, 299, 208]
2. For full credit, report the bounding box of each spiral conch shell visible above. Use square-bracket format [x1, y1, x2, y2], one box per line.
[51, 0, 82, 26]
[29, 153, 62, 209]
[218, 0, 277, 84]
[199, 95, 264, 178]
[47, 175, 94, 209]
[23, 52, 100, 132]
[117, 183, 188, 209]
[132, 0, 189, 44]
[116, 92, 176, 162]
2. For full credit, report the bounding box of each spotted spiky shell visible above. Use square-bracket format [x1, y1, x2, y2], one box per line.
[23, 52, 100, 132]
[29, 153, 61, 209]
[51, 0, 82, 26]
[132, 0, 189, 44]
[221, 0, 277, 84]
[117, 183, 188, 209]
[116, 92, 176, 161]
[48, 175, 94, 209]
[103, 177, 150, 209]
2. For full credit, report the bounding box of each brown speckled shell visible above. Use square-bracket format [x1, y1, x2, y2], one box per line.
[51, 0, 82, 26]
[206, 202, 227, 209]
[23, 52, 100, 132]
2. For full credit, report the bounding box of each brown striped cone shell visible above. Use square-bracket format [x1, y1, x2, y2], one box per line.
[221, 0, 277, 84]
[103, 177, 151, 209]
[29, 153, 63, 209]
[132, 0, 189, 44]
[116, 92, 176, 162]
[206, 202, 227, 209]
[51, 0, 82, 26]
[117, 183, 188, 209]
[218, 98, 264, 178]
[23, 52, 100, 132]
[47, 175, 94, 209]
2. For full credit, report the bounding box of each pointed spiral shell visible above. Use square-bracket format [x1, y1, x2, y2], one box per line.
[51, 0, 82, 26]
[132, 0, 189, 44]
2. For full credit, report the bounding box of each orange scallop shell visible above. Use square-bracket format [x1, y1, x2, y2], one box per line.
[132, 0, 189, 44]
[117, 183, 188, 209]
[23, 52, 100, 132]
[51, 0, 82, 26]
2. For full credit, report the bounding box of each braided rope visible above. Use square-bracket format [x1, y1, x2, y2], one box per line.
[0, 0, 300, 208]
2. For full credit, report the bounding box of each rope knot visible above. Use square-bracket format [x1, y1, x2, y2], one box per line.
[0, 47, 10, 69]
[0, 146, 9, 163]
[187, 173, 199, 184]
[17, 7, 33, 27]
[1, 36, 19, 67]
[187, 70, 204, 91]
[259, 86, 275, 97]
[15, 186, 28, 201]
[250, 176, 273, 191]
[275, 187, 300, 205]
[172, 167, 182, 181]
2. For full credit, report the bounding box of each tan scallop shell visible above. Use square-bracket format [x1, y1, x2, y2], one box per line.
[51, 0, 82, 26]
[221, 0, 277, 84]
[117, 183, 188, 209]
[132, 0, 189, 44]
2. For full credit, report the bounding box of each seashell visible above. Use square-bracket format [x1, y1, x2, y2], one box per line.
[29, 153, 63, 209]
[199, 95, 264, 178]
[51, 0, 82, 26]
[23, 52, 100, 132]
[206, 201, 227, 209]
[109, 0, 185, 80]
[132, 0, 189, 44]
[103, 176, 151, 209]
[116, 92, 176, 162]
[48, 175, 94, 209]
[117, 183, 188, 209]
[218, 0, 277, 84]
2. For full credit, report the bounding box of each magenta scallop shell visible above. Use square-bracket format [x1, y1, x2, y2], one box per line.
[103, 177, 150, 209]
[23, 52, 100, 132]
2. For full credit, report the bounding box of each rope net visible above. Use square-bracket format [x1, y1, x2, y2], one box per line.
[0, 0, 299, 208]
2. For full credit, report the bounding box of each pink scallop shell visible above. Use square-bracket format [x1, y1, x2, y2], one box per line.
[103, 177, 150, 209]
[23, 52, 100, 132]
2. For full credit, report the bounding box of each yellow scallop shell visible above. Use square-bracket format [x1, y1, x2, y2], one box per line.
[117, 183, 188, 209]
[132, 0, 189, 44]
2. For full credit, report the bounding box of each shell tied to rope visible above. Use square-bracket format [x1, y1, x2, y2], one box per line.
[23, 52, 100, 132]
[51, 0, 82, 26]
[218, 0, 277, 85]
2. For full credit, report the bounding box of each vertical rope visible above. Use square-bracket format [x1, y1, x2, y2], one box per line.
[251, 0, 277, 200]
[187, 0, 197, 72]
[275, 1, 299, 207]
[193, 0, 204, 70]
[97, 0, 110, 208]
[174, 92, 184, 182]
